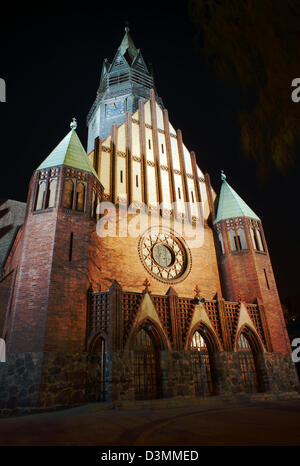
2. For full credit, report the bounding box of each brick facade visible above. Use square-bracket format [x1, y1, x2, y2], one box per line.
[0, 134, 298, 416]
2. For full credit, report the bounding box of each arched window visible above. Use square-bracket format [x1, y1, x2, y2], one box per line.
[75, 182, 85, 211]
[255, 229, 265, 252]
[250, 227, 259, 250]
[190, 329, 214, 396]
[237, 227, 247, 250]
[229, 227, 247, 251]
[35, 181, 47, 210]
[250, 227, 265, 252]
[237, 332, 259, 393]
[132, 327, 160, 400]
[229, 229, 237, 251]
[63, 179, 74, 209]
[218, 232, 225, 254]
[45, 178, 57, 209]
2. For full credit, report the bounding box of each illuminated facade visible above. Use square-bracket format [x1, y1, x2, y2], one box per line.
[0, 29, 298, 414]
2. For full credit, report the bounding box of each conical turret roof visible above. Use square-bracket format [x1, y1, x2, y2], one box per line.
[214, 175, 260, 223]
[38, 127, 99, 179]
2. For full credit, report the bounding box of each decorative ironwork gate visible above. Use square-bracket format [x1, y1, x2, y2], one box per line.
[190, 330, 214, 396]
[133, 328, 159, 400]
[237, 333, 258, 393]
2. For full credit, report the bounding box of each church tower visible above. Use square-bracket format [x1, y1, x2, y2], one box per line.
[6, 119, 103, 354]
[214, 171, 290, 354]
[87, 27, 163, 152]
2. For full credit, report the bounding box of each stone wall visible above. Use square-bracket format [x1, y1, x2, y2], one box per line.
[264, 352, 299, 392]
[104, 349, 299, 401]
[0, 352, 102, 417]
[0, 352, 43, 416]
[1, 349, 298, 417]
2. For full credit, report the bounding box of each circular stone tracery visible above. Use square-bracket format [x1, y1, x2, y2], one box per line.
[139, 228, 191, 283]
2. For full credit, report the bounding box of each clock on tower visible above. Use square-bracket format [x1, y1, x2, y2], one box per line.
[105, 100, 126, 118]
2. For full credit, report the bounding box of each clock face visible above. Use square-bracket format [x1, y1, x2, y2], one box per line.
[139, 228, 191, 283]
[106, 100, 125, 117]
[152, 244, 173, 267]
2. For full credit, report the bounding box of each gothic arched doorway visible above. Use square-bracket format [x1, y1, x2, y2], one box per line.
[237, 332, 259, 393]
[132, 327, 161, 400]
[190, 329, 215, 396]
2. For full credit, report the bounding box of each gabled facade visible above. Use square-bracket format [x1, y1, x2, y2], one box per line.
[0, 29, 298, 415]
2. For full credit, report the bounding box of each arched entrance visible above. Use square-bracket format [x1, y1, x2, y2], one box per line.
[237, 332, 259, 393]
[90, 336, 105, 401]
[132, 326, 161, 400]
[190, 329, 215, 396]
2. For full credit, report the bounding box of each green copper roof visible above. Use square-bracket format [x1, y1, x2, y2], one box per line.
[38, 129, 99, 178]
[119, 29, 139, 64]
[214, 180, 260, 223]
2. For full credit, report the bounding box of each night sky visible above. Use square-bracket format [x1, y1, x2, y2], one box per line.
[0, 2, 299, 302]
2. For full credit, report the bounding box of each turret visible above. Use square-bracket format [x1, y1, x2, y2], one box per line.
[7, 119, 103, 353]
[214, 171, 290, 353]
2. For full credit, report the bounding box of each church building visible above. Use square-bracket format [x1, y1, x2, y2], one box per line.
[0, 28, 298, 414]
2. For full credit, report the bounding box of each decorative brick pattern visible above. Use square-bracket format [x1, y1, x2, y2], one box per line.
[122, 292, 143, 345]
[225, 302, 240, 347]
[246, 303, 267, 346]
[178, 297, 195, 344]
[152, 295, 172, 342]
[204, 300, 223, 344]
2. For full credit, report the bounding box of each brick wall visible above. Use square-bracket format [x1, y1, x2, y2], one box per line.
[88, 211, 222, 299]
[218, 219, 290, 354]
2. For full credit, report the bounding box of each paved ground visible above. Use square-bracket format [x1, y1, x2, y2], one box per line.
[0, 398, 300, 446]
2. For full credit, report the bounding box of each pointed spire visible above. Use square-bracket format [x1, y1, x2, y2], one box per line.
[38, 121, 99, 179]
[119, 26, 139, 65]
[214, 173, 260, 223]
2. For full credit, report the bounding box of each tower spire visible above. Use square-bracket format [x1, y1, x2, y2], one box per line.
[214, 176, 259, 223]
[118, 26, 138, 64]
[87, 28, 163, 148]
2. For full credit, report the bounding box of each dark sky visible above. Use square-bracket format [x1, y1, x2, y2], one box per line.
[0, 2, 299, 301]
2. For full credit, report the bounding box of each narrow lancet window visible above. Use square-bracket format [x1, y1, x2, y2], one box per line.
[264, 268, 270, 289]
[46, 178, 57, 209]
[69, 232, 73, 261]
[76, 182, 85, 211]
[63, 179, 74, 209]
[35, 181, 46, 210]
